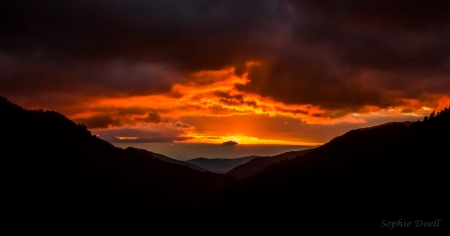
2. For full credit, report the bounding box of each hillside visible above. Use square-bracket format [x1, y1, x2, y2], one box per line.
[206, 110, 449, 234]
[1, 96, 234, 234]
[227, 149, 312, 179]
[123, 147, 208, 172]
[186, 156, 257, 173]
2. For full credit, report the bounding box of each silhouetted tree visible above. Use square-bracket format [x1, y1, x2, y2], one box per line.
[429, 110, 436, 120]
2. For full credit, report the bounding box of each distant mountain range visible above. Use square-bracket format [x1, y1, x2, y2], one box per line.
[2, 95, 447, 234]
[119, 147, 315, 179]
[123, 147, 312, 177]
[186, 156, 257, 173]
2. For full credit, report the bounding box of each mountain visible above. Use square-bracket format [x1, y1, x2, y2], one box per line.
[1, 96, 235, 234]
[205, 112, 449, 234]
[186, 156, 257, 173]
[227, 149, 313, 179]
[123, 147, 208, 172]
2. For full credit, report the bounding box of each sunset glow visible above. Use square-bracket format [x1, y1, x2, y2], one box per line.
[7, 62, 449, 146]
[2, 1, 449, 151]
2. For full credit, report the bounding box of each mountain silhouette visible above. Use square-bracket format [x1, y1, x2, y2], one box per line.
[227, 149, 313, 179]
[2, 95, 447, 234]
[205, 111, 449, 234]
[1, 96, 234, 234]
[186, 156, 257, 173]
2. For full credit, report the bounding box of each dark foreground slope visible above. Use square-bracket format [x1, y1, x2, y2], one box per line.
[227, 149, 312, 179]
[1, 96, 234, 234]
[206, 110, 449, 234]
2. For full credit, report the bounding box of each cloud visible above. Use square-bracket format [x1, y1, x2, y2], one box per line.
[276, 107, 308, 115]
[0, 0, 288, 70]
[0, 56, 181, 97]
[72, 107, 166, 129]
[222, 141, 238, 146]
[110, 136, 193, 143]
[1, 0, 449, 138]
[214, 91, 245, 106]
[175, 122, 191, 129]
[296, 0, 450, 31]
[135, 111, 162, 123]
[93, 127, 191, 143]
[75, 114, 118, 129]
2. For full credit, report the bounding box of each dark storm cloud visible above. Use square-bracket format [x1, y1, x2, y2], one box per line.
[297, 0, 450, 31]
[237, 0, 450, 111]
[0, 54, 179, 97]
[0, 0, 291, 99]
[1, 0, 449, 112]
[236, 59, 400, 110]
[0, 0, 287, 68]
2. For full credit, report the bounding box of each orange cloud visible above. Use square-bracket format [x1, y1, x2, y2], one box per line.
[33, 62, 443, 145]
[72, 64, 366, 125]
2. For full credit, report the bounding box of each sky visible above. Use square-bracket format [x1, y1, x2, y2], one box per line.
[1, 1, 449, 159]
